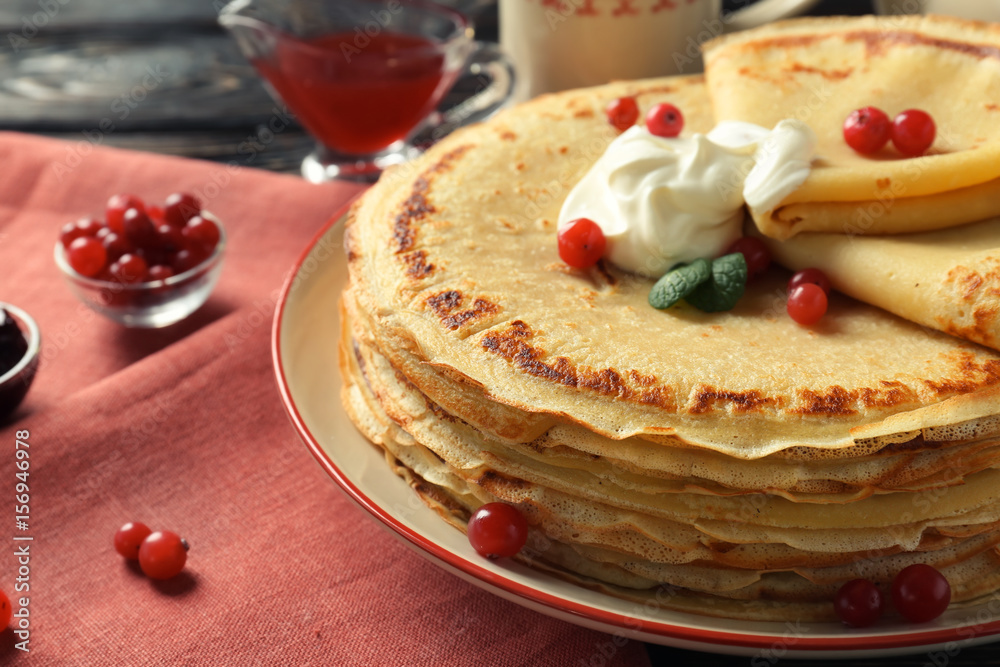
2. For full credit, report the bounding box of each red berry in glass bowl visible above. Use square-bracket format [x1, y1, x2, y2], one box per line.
[148, 265, 175, 282]
[843, 106, 890, 155]
[106, 194, 144, 234]
[892, 564, 951, 623]
[606, 96, 639, 133]
[67, 237, 108, 278]
[0, 589, 10, 629]
[114, 521, 152, 560]
[834, 579, 883, 628]
[182, 215, 221, 250]
[138, 530, 189, 580]
[787, 283, 828, 326]
[101, 231, 131, 262]
[59, 218, 103, 248]
[123, 208, 158, 250]
[788, 268, 831, 295]
[725, 237, 771, 280]
[163, 192, 201, 227]
[645, 103, 684, 138]
[558, 218, 606, 269]
[155, 223, 185, 253]
[109, 253, 149, 285]
[467, 502, 528, 559]
[891, 109, 935, 157]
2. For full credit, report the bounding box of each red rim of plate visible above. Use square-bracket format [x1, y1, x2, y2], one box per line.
[271, 201, 1000, 653]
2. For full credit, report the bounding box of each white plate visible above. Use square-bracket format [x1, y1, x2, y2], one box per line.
[272, 209, 1000, 659]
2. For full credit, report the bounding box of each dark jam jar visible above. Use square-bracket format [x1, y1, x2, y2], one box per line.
[0, 306, 39, 421]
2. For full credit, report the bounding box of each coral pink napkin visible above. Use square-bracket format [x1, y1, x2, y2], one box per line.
[0, 132, 651, 666]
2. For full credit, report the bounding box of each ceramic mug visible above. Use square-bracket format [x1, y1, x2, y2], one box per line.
[500, 0, 819, 100]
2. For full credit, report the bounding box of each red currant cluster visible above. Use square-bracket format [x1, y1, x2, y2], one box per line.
[467, 502, 528, 560]
[60, 193, 220, 284]
[843, 107, 936, 156]
[114, 522, 189, 580]
[835, 564, 951, 628]
[606, 97, 685, 138]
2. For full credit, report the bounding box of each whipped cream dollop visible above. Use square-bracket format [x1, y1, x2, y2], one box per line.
[557, 119, 816, 277]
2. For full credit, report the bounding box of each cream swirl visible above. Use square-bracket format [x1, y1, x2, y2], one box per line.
[557, 119, 816, 277]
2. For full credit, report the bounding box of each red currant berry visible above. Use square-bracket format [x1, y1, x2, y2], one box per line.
[788, 268, 831, 295]
[0, 589, 10, 629]
[156, 223, 185, 253]
[834, 579, 884, 628]
[123, 208, 159, 250]
[787, 283, 828, 326]
[109, 253, 149, 284]
[645, 103, 684, 138]
[172, 248, 205, 274]
[59, 218, 103, 248]
[843, 107, 890, 154]
[725, 237, 771, 280]
[892, 564, 951, 623]
[557, 218, 606, 269]
[147, 205, 164, 223]
[114, 521, 152, 560]
[138, 530, 189, 580]
[67, 237, 108, 278]
[182, 216, 221, 250]
[606, 97, 639, 133]
[101, 232, 131, 262]
[106, 194, 144, 234]
[891, 109, 935, 157]
[163, 193, 201, 227]
[467, 502, 528, 559]
[148, 265, 175, 282]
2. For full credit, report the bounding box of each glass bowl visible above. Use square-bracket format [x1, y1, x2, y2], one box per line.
[54, 214, 226, 328]
[0, 303, 41, 422]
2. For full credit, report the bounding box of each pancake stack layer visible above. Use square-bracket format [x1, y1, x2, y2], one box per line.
[339, 19, 1000, 621]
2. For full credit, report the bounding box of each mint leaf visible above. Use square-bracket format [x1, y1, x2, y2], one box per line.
[684, 253, 747, 312]
[648, 259, 712, 310]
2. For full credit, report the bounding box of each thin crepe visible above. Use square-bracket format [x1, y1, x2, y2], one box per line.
[703, 15, 1000, 239]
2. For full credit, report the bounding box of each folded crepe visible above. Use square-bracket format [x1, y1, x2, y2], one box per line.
[755, 217, 1000, 351]
[703, 14, 1000, 240]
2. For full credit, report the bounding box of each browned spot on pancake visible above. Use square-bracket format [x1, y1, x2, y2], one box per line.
[499, 130, 517, 141]
[426, 289, 500, 331]
[921, 353, 1000, 395]
[481, 321, 675, 408]
[634, 84, 677, 95]
[402, 249, 434, 279]
[593, 260, 617, 287]
[794, 386, 857, 416]
[876, 177, 891, 189]
[784, 62, 853, 79]
[742, 29, 1000, 61]
[558, 146, 569, 154]
[515, 162, 525, 171]
[706, 541, 739, 554]
[939, 307, 1000, 349]
[343, 224, 358, 263]
[392, 145, 472, 254]
[425, 398, 459, 423]
[987, 103, 1000, 111]
[477, 469, 528, 490]
[573, 109, 595, 118]
[689, 386, 777, 415]
[858, 380, 918, 409]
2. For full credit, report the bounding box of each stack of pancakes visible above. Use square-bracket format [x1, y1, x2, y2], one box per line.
[339, 16, 1000, 620]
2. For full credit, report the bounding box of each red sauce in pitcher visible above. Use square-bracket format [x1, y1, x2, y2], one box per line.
[254, 31, 449, 155]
